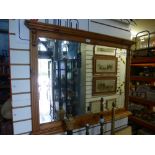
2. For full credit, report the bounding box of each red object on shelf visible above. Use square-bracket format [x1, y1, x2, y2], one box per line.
[131, 76, 155, 82]
[131, 63, 155, 67]
[132, 57, 155, 64]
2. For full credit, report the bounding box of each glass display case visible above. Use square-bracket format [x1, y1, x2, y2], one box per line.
[52, 40, 81, 119]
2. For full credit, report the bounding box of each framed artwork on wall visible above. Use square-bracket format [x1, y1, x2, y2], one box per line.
[92, 76, 117, 96]
[93, 55, 117, 75]
[94, 45, 116, 56]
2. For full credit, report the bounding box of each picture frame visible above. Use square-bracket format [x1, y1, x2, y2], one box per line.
[93, 55, 117, 75]
[92, 76, 117, 95]
[94, 45, 116, 56]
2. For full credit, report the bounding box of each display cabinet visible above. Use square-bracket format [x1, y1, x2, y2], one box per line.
[52, 41, 81, 119]
[129, 31, 155, 134]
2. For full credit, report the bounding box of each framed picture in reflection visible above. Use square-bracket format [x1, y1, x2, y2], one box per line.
[93, 55, 117, 75]
[92, 76, 117, 96]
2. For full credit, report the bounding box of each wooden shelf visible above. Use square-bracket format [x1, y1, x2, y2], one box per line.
[130, 47, 155, 133]
[129, 96, 155, 107]
[129, 115, 155, 132]
[131, 63, 155, 67]
[34, 109, 131, 135]
[131, 57, 155, 64]
[131, 76, 155, 82]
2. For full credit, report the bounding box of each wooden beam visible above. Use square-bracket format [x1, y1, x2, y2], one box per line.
[25, 20, 134, 49]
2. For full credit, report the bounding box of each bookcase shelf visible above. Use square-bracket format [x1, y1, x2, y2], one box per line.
[129, 40, 155, 133]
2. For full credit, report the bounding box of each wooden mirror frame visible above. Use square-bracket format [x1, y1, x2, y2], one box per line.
[25, 20, 134, 134]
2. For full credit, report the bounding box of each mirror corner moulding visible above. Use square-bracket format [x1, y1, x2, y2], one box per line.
[25, 19, 134, 49]
[31, 29, 37, 46]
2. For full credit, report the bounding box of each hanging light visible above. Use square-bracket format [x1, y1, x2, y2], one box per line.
[38, 43, 47, 52]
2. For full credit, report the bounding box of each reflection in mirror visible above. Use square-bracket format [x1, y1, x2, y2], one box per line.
[37, 37, 82, 124]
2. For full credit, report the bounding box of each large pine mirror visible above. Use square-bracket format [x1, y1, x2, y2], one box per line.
[25, 20, 133, 134]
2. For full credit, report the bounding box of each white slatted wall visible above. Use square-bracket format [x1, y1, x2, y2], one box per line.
[81, 43, 127, 112]
[9, 19, 32, 135]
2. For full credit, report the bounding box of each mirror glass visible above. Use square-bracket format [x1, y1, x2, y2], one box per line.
[37, 37, 83, 124]
[37, 37, 128, 125]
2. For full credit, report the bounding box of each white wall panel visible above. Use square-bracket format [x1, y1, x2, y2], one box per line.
[86, 69, 92, 73]
[84, 44, 93, 51]
[72, 119, 128, 135]
[9, 19, 29, 40]
[120, 117, 128, 126]
[73, 127, 86, 135]
[93, 20, 130, 30]
[104, 131, 111, 135]
[90, 125, 100, 135]
[13, 120, 32, 134]
[86, 76, 92, 82]
[89, 19, 131, 40]
[86, 55, 93, 60]
[85, 59, 92, 64]
[11, 65, 30, 79]
[20, 133, 30, 135]
[10, 35, 29, 49]
[86, 63, 92, 68]
[11, 80, 30, 93]
[85, 85, 92, 90]
[38, 19, 89, 31]
[38, 19, 46, 23]
[85, 49, 93, 55]
[85, 73, 92, 77]
[78, 19, 89, 31]
[9, 20, 30, 49]
[73, 132, 79, 135]
[78, 129, 86, 135]
[85, 97, 101, 103]
[115, 120, 120, 128]
[85, 82, 91, 87]
[105, 122, 111, 132]
[10, 50, 30, 64]
[12, 93, 31, 107]
[13, 107, 31, 122]
[9, 20, 17, 33]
